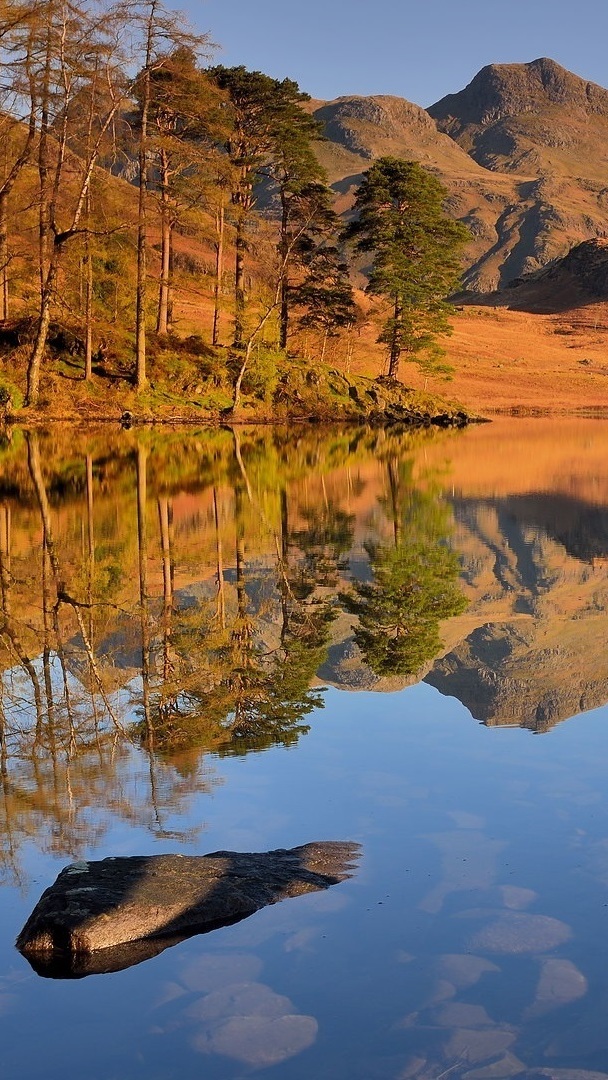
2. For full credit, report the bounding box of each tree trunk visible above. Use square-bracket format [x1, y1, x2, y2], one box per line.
[0, 87, 38, 322]
[158, 496, 173, 685]
[235, 483, 247, 622]
[387, 295, 402, 379]
[345, 328, 354, 373]
[279, 195, 289, 350]
[84, 192, 93, 380]
[0, 499, 44, 730]
[37, 23, 53, 302]
[0, 191, 8, 322]
[279, 487, 290, 645]
[234, 212, 246, 348]
[167, 231, 174, 332]
[135, 8, 154, 392]
[85, 453, 97, 706]
[26, 258, 58, 407]
[135, 91, 149, 387]
[212, 203, 224, 346]
[213, 486, 225, 628]
[136, 443, 152, 745]
[156, 150, 170, 335]
[387, 458, 402, 548]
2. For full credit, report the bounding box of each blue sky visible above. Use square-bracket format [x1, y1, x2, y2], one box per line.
[186, 0, 608, 106]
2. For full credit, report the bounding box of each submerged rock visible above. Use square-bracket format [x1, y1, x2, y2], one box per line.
[187, 982, 318, 1066]
[525, 957, 587, 1017]
[466, 911, 571, 954]
[16, 841, 360, 976]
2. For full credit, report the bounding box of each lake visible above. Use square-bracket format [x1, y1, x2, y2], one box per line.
[2, 418, 608, 1078]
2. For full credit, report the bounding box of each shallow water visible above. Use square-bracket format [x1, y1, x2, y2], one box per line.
[2, 419, 608, 1078]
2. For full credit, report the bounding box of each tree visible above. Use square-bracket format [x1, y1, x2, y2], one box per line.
[342, 458, 467, 677]
[138, 46, 224, 335]
[274, 177, 355, 353]
[131, 1, 210, 389]
[290, 242, 356, 360]
[24, 0, 130, 406]
[0, 1, 39, 321]
[344, 157, 469, 380]
[264, 109, 327, 349]
[208, 66, 323, 348]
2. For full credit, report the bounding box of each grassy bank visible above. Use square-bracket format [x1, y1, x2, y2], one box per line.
[0, 329, 474, 427]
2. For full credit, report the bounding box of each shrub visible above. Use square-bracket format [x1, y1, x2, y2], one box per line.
[0, 379, 23, 410]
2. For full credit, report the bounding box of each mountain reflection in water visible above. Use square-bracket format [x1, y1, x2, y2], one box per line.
[4, 419, 608, 1079]
[0, 418, 607, 885]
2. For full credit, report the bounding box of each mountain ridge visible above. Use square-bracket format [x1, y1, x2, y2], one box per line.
[311, 58, 608, 291]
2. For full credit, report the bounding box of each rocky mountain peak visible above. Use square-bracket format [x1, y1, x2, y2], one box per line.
[311, 61, 608, 292]
[428, 58, 608, 135]
[313, 94, 456, 159]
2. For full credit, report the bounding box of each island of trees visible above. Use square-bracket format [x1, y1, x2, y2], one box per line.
[0, 0, 470, 421]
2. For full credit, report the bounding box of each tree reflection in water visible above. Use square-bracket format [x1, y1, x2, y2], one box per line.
[0, 424, 463, 881]
[342, 457, 466, 677]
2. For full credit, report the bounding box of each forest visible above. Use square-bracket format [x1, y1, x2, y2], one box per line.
[0, 0, 469, 420]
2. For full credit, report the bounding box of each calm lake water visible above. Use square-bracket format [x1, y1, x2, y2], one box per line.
[2, 419, 608, 1078]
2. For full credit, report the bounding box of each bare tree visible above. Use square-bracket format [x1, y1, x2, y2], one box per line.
[25, 0, 133, 405]
[0, 1, 41, 319]
[129, 0, 211, 384]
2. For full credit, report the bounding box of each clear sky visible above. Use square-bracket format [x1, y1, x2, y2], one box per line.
[185, 0, 608, 106]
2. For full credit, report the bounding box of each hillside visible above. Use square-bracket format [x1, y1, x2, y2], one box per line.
[427, 58, 608, 285]
[7, 52, 608, 419]
[310, 60, 608, 291]
[425, 240, 608, 414]
[503, 238, 608, 310]
[310, 94, 518, 291]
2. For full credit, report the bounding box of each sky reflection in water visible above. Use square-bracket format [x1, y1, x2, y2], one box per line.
[1, 420, 608, 1078]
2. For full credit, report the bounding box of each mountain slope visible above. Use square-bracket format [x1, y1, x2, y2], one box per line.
[311, 60, 608, 290]
[312, 94, 520, 290]
[426, 58, 608, 284]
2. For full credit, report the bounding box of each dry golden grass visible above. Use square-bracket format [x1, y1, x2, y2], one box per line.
[338, 292, 608, 416]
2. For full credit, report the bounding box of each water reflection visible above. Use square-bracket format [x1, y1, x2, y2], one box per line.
[342, 457, 466, 676]
[0, 425, 468, 880]
[1, 420, 608, 887]
[427, 475, 608, 729]
[4, 415, 608, 1076]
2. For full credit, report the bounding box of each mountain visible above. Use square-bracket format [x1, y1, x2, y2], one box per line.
[311, 94, 519, 291]
[502, 238, 608, 311]
[427, 58, 608, 286]
[428, 57, 608, 178]
[313, 60, 608, 291]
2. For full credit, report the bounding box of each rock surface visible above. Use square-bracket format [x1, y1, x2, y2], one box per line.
[16, 842, 360, 972]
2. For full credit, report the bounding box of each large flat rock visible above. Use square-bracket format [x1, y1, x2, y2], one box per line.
[16, 841, 360, 975]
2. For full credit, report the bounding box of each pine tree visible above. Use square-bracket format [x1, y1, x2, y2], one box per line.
[341, 459, 466, 677]
[344, 157, 469, 380]
[290, 242, 356, 360]
[208, 66, 325, 348]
